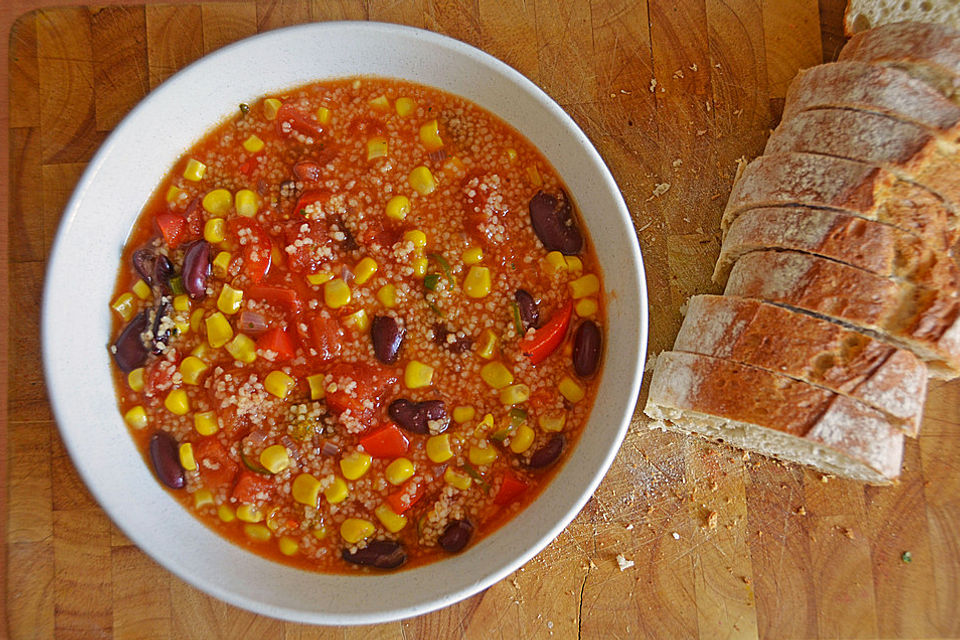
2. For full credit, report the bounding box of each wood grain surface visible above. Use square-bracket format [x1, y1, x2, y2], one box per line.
[5, 1, 960, 638]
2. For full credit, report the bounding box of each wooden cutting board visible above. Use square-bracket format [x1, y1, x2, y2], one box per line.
[6, 1, 960, 638]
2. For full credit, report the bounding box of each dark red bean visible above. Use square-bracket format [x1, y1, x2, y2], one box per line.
[528, 434, 565, 469]
[293, 160, 322, 182]
[572, 320, 602, 377]
[112, 310, 149, 373]
[439, 519, 474, 553]
[132, 247, 156, 285]
[150, 300, 171, 354]
[529, 190, 583, 255]
[432, 323, 473, 354]
[181, 240, 211, 300]
[371, 316, 405, 364]
[388, 399, 448, 435]
[515, 289, 539, 330]
[153, 254, 175, 292]
[149, 431, 185, 489]
[342, 540, 407, 569]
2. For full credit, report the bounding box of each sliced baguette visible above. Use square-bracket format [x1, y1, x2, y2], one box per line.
[674, 295, 926, 435]
[644, 351, 905, 483]
[722, 152, 956, 249]
[845, 5, 960, 35]
[724, 250, 960, 378]
[715, 207, 960, 289]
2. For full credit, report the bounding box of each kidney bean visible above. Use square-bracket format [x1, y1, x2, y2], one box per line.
[572, 320, 602, 377]
[515, 289, 539, 330]
[432, 323, 473, 354]
[439, 519, 474, 553]
[342, 540, 407, 569]
[388, 399, 448, 435]
[112, 310, 149, 373]
[528, 434, 565, 469]
[132, 247, 156, 285]
[181, 240, 211, 300]
[150, 300, 172, 354]
[153, 254, 175, 292]
[149, 431, 185, 489]
[528, 190, 583, 255]
[371, 316, 405, 364]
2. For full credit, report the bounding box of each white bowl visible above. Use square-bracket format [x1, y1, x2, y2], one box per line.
[42, 22, 648, 625]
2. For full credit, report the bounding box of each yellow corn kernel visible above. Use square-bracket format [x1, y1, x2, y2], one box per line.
[444, 467, 472, 490]
[292, 473, 322, 507]
[377, 284, 397, 308]
[166, 184, 183, 203]
[375, 504, 408, 533]
[127, 368, 145, 391]
[565, 256, 584, 274]
[463, 266, 491, 298]
[264, 370, 295, 399]
[403, 229, 427, 248]
[225, 333, 257, 364]
[123, 405, 147, 429]
[453, 405, 475, 424]
[385, 195, 410, 221]
[395, 97, 415, 116]
[404, 360, 434, 389]
[506, 147, 518, 162]
[202, 189, 232, 216]
[340, 451, 372, 480]
[190, 342, 212, 360]
[174, 319, 190, 336]
[132, 279, 151, 300]
[307, 373, 326, 400]
[474, 413, 494, 437]
[178, 356, 207, 385]
[469, 444, 498, 466]
[353, 257, 378, 285]
[462, 246, 483, 265]
[203, 217, 226, 243]
[306, 271, 333, 286]
[344, 309, 370, 333]
[237, 504, 263, 523]
[194, 410, 219, 436]
[316, 106, 331, 124]
[278, 536, 299, 556]
[183, 158, 206, 182]
[510, 424, 536, 454]
[259, 444, 290, 474]
[481, 361, 514, 389]
[385, 458, 415, 486]
[312, 526, 328, 539]
[499, 383, 531, 406]
[368, 94, 390, 111]
[179, 442, 197, 471]
[526, 165, 542, 187]
[341, 518, 375, 544]
[111, 292, 136, 322]
[193, 488, 214, 509]
[426, 434, 453, 463]
[476, 329, 498, 359]
[324, 278, 351, 309]
[559, 376, 585, 403]
[164, 389, 190, 415]
[218, 505, 236, 522]
[542, 251, 568, 274]
[244, 524, 271, 542]
[569, 273, 600, 299]
[205, 312, 233, 348]
[242, 134, 264, 153]
[409, 165, 437, 195]
[539, 413, 566, 432]
[235, 189, 260, 218]
[411, 255, 429, 278]
[217, 284, 244, 315]
[575, 298, 598, 317]
[367, 136, 388, 160]
[419, 119, 443, 150]
[172, 294, 190, 313]
[263, 98, 282, 120]
[210, 253, 230, 280]
[324, 476, 349, 504]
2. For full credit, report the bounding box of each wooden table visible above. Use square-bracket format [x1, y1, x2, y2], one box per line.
[5, 1, 959, 638]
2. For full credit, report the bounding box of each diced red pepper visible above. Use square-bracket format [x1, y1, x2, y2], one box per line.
[143, 357, 178, 396]
[156, 212, 187, 249]
[325, 362, 398, 429]
[238, 155, 259, 176]
[256, 326, 296, 362]
[310, 313, 343, 362]
[521, 300, 573, 365]
[493, 471, 529, 506]
[193, 438, 238, 493]
[292, 189, 331, 217]
[386, 479, 424, 515]
[248, 285, 302, 313]
[231, 470, 275, 503]
[227, 218, 272, 284]
[358, 423, 409, 459]
[276, 102, 324, 140]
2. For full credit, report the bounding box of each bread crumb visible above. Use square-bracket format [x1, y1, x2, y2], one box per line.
[690, 63, 698, 71]
[706, 511, 718, 529]
[671, 531, 680, 540]
[616, 554, 635, 571]
[672, 158, 682, 167]
[796, 506, 806, 516]
[742, 576, 752, 585]
[649, 78, 657, 92]
[647, 182, 670, 200]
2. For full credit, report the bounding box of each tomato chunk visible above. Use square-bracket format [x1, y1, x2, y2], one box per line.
[310, 313, 343, 362]
[325, 362, 398, 429]
[231, 470, 275, 503]
[248, 285, 302, 313]
[493, 471, 529, 506]
[276, 102, 324, 140]
[359, 423, 409, 459]
[227, 218, 272, 284]
[256, 326, 296, 362]
[156, 212, 187, 249]
[521, 300, 573, 365]
[193, 438, 239, 493]
[386, 479, 424, 515]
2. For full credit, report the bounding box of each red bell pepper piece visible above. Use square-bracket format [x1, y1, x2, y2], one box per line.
[193, 438, 238, 493]
[521, 300, 573, 365]
[358, 422, 409, 459]
[386, 479, 424, 515]
[227, 218, 272, 283]
[310, 313, 343, 361]
[292, 189, 331, 217]
[276, 102, 324, 140]
[248, 285, 302, 313]
[155, 212, 187, 249]
[231, 471, 275, 504]
[493, 471, 529, 506]
[256, 326, 296, 362]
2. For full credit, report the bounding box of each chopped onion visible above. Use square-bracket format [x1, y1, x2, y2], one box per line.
[321, 440, 340, 457]
[239, 310, 269, 335]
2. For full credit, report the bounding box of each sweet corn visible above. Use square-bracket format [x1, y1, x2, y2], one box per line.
[344, 309, 370, 332]
[316, 106, 331, 124]
[469, 444, 498, 466]
[202, 189, 232, 215]
[172, 294, 190, 313]
[132, 279, 151, 300]
[164, 389, 190, 415]
[341, 518, 375, 544]
[506, 147, 518, 162]
[404, 360, 434, 389]
[403, 229, 427, 248]
[242, 134, 264, 153]
[565, 256, 584, 274]
[278, 536, 299, 556]
[368, 94, 390, 111]
[179, 443, 197, 471]
[257, 444, 289, 474]
[462, 246, 483, 265]
[217, 284, 244, 315]
[312, 526, 328, 539]
[124, 405, 147, 429]
[499, 383, 531, 405]
[510, 424, 536, 454]
[453, 405, 475, 424]
[444, 467, 472, 490]
[395, 97, 415, 116]
[575, 298, 598, 317]
[377, 284, 397, 308]
[178, 358, 207, 387]
[183, 158, 206, 181]
[218, 505, 236, 522]
[526, 165, 543, 186]
[340, 451, 372, 480]
[237, 504, 263, 523]
[409, 165, 437, 195]
[225, 333, 257, 364]
[111, 292, 136, 322]
[204, 217, 226, 243]
[539, 414, 566, 432]
[244, 524, 271, 542]
[324, 278, 351, 309]
[174, 319, 190, 336]
[367, 136, 388, 160]
[306, 271, 334, 285]
[205, 312, 233, 348]
[307, 373, 326, 400]
[353, 257, 378, 285]
[190, 341, 212, 359]
[210, 254, 230, 281]
[411, 255, 429, 278]
[463, 266, 491, 298]
[235, 189, 260, 217]
[419, 119, 443, 150]
[127, 368, 145, 391]
[426, 434, 453, 463]
[193, 489, 214, 509]
[324, 476, 349, 504]
[375, 504, 408, 533]
[474, 413, 494, 437]
[385, 195, 410, 220]
[559, 376, 586, 403]
[194, 410, 219, 436]
[542, 251, 568, 274]
[481, 361, 514, 389]
[476, 329, 498, 359]
[292, 473, 322, 506]
[569, 273, 600, 299]
[166, 184, 183, 203]
[385, 458, 415, 485]
[263, 98, 282, 120]
[264, 371, 295, 399]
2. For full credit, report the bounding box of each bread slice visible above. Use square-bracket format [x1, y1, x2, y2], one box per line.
[715, 207, 960, 289]
[644, 351, 905, 483]
[722, 152, 956, 249]
[765, 108, 960, 209]
[674, 295, 926, 435]
[724, 250, 960, 378]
